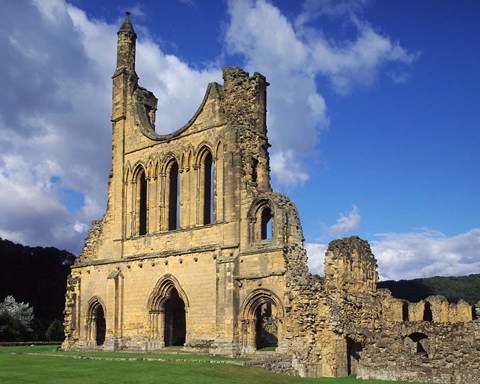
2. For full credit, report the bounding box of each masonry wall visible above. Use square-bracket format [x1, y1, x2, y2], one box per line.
[62, 13, 480, 384]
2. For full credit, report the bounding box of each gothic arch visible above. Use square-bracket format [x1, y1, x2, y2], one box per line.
[132, 160, 148, 178]
[181, 145, 194, 170]
[151, 157, 160, 178]
[196, 145, 215, 225]
[194, 141, 213, 163]
[156, 153, 182, 231]
[147, 275, 189, 348]
[86, 296, 107, 346]
[124, 162, 132, 184]
[146, 157, 155, 179]
[147, 274, 190, 309]
[132, 164, 148, 235]
[160, 152, 180, 174]
[240, 289, 284, 352]
[248, 198, 275, 242]
[214, 140, 223, 159]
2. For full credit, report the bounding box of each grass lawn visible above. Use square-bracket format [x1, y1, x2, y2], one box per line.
[0, 345, 423, 384]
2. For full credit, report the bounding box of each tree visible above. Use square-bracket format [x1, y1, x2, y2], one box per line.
[0, 238, 75, 338]
[45, 318, 64, 341]
[0, 295, 34, 341]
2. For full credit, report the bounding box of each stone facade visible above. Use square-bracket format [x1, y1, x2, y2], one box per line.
[62, 14, 480, 383]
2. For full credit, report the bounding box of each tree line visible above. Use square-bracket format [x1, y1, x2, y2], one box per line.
[378, 274, 480, 305]
[0, 238, 75, 341]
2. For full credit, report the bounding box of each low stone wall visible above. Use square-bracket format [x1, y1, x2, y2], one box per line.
[357, 322, 480, 384]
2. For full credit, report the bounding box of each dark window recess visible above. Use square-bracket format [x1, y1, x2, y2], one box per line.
[168, 162, 180, 230]
[261, 208, 272, 240]
[138, 171, 147, 235]
[203, 152, 214, 225]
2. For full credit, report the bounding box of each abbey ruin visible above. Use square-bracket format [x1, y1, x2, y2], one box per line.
[62, 13, 480, 383]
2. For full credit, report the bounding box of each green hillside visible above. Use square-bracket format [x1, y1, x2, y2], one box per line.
[378, 274, 480, 304]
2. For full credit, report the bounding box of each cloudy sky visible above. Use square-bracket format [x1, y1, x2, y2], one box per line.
[1, 0, 479, 280]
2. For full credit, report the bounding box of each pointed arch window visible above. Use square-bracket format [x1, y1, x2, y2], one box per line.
[250, 201, 274, 242]
[136, 168, 147, 236]
[202, 151, 214, 225]
[168, 161, 180, 230]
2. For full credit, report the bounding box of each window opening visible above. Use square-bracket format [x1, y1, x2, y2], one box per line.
[408, 333, 429, 358]
[203, 152, 214, 225]
[138, 170, 147, 235]
[168, 162, 180, 230]
[261, 207, 272, 240]
[472, 305, 479, 321]
[423, 302, 433, 321]
[402, 302, 409, 321]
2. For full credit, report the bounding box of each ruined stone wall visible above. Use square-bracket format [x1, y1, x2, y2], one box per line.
[358, 321, 480, 384]
[63, 13, 480, 384]
[279, 236, 480, 382]
[64, 13, 296, 356]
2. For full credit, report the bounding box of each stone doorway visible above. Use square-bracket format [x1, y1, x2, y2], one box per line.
[95, 305, 106, 346]
[163, 288, 186, 346]
[87, 298, 106, 347]
[255, 302, 278, 350]
[148, 275, 189, 349]
[240, 289, 284, 353]
[347, 337, 364, 376]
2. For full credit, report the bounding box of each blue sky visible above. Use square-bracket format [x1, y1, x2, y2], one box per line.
[1, 0, 479, 280]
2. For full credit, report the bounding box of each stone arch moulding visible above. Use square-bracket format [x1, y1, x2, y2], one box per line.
[195, 142, 214, 162]
[124, 162, 132, 184]
[133, 82, 219, 142]
[239, 288, 285, 353]
[247, 197, 276, 243]
[146, 274, 190, 349]
[214, 140, 223, 159]
[86, 296, 107, 347]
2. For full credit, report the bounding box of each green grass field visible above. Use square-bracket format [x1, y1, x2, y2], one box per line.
[0, 345, 422, 384]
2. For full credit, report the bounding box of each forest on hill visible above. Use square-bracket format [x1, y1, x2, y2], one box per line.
[0, 238, 75, 341]
[378, 274, 480, 305]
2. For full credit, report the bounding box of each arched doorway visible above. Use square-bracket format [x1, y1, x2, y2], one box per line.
[147, 275, 189, 349]
[87, 297, 106, 347]
[255, 302, 278, 349]
[94, 305, 106, 346]
[163, 288, 186, 346]
[240, 289, 284, 353]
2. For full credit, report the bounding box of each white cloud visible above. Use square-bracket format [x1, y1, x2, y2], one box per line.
[0, 0, 418, 256]
[0, 1, 219, 253]
[371, 228, 480, 281]
[225, 0, 416, 187]
[328, 205, 361, 237]
[306, 242, 328, 276]
[306, 228, 480, 280]
[270, 150, 309, 186]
